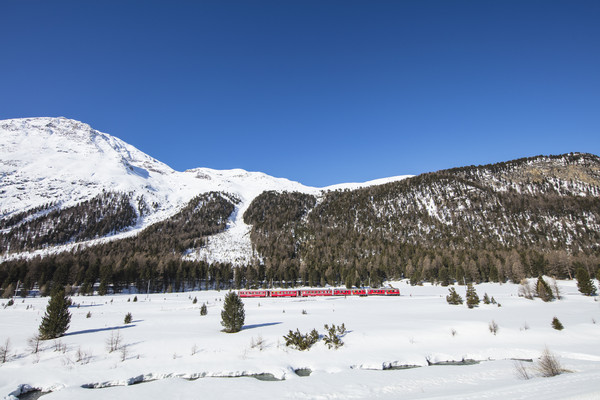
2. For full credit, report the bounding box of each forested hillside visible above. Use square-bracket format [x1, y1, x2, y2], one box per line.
[1, 153, 599, 296]
[243, 153, 600, 287]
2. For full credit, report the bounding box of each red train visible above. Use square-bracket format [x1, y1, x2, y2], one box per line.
[238, 287, 399, 298]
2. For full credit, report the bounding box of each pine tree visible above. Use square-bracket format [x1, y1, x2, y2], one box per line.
[466, 283, 480, 309]
[39, 287, 72, 340]
[551, 316, 564, 330]
[200, 303, 207, 316]
[446, 287, 464, 305]
[221, 292, 245, 333]
[535, 276, 554, 302]
[575, 267, 597, 296]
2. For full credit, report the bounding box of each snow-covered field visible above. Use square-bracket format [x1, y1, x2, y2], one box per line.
[1, 280, 600, 400]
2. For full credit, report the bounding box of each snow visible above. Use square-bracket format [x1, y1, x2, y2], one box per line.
[0, 117, 414, 265]
[1, 280, 600, 399]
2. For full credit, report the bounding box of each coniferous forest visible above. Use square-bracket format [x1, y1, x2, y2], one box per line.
[1, 153, 600, 296]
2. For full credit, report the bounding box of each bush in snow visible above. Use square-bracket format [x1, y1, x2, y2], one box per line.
[551, 316, 564, 331]
[27, 334, 42, 354]
[200, 303, 207, 316]
[192, 296, 198, 304]
[488, 320, 499, 335]
[518, 279, 534, 300]
[0, 338, 11, 363]
[446, 287, 463, 305]
[133, 296, 138, 302]
[284, 329, 320, 351]
[575, 267, 597, 296]
[483, 293, 491, 304]
[323, 323, 347, 349]
[535, 347, 568, 377]
[124, 312, 132, 324]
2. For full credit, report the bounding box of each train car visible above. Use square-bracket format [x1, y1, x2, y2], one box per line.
[352, 288, 368, 296]
[333, 289, 351, 296]
[238, 290, 269, 298]
[270, 290, 299, 297]
[367, 288, 400, 296]
[300, 288, 333, 297]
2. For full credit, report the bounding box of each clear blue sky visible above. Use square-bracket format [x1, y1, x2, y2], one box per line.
[2, 1, 599, 187]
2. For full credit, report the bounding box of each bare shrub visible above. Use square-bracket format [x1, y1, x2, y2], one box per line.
[450, 328, 457, 337]
[488, 320, 499, 335]
[0, 339, 11, 363]
[120, 344, 129, 362]
[191, 344, 198, 355]
[250, 335, 266, 351]
[106, 330, 122, 353]
[75, 347, 92, 364]
[535, 347, 568, 377]
[514, 360, 531, 380]
[53, 339, 67, 353]
[27, 334, 42, 354]
[518, 279, 534, 299]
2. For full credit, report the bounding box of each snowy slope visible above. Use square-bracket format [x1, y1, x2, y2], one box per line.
[1, 280, 599, 399]
[0, 117, 411, 263]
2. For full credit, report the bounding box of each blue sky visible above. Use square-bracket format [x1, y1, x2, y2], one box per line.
[1, 1, 599, 187]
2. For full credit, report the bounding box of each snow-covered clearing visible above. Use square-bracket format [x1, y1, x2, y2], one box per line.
[1, 280, 599, 399]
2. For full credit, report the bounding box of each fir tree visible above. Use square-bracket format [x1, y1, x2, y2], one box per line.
[124, 312, 132, 324]
[446, 287, 464, 305]
[200, 303, 207, 316]
[551, 316, 564, 330]
[221, 292, 245, 333]
[535, 276, 554, 302]
[575, 267, 597, 296]
[466, 283, 480, 309]
[39, 287, 72, 340]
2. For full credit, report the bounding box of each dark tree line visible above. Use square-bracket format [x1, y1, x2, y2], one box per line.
[1, 192, 137, 252]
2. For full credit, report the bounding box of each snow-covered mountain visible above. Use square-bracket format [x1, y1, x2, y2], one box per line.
[0, 117, 410, 262]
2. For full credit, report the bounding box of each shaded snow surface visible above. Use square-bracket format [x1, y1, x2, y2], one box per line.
[1, 280, 600, 399]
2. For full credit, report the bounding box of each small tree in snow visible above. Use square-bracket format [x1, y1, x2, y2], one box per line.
[535, 276, 554, 302]
[221, 292, 245, 333]
[551, 316, 564, 331]
[575, 268, 597, 296]
[466, 284, 480, 309]
[446, 287, 463, 305]
[39, 287, 72, 340]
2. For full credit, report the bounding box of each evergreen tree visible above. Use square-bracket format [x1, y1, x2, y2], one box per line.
[446, 287, 464, 305]
[575, 267, 597, 296]
[221, 292, 245, 333]
[39, 287, 72, 340]
[551, 316, 564, 330]
[200, 303, 207, 316]
[466, 283, 480, 309]
[535, 276, 554, 302]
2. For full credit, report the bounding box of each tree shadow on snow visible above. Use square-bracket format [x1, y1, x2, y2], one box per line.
[242, 322, 282, 330]
[65, 324, 136, 336]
